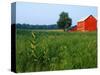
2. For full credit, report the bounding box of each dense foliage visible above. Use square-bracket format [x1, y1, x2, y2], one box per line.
[57, 12, 72, 31]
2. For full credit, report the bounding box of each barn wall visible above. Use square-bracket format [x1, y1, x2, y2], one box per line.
[85, 16, 97, 31]
[77, 21, 85, 31]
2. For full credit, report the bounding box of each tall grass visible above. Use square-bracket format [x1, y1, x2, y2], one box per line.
[16, 29, 97, 72]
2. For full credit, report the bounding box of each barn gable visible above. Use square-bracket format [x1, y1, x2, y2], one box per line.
[77, 15, 97, 32]
[84, 15, 97, 22]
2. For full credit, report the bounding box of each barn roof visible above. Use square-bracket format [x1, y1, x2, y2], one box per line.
[78, 15, 97, 22]
[67, 25, 77, 30]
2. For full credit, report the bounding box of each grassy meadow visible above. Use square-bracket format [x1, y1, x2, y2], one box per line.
[16, 29, 97, 72]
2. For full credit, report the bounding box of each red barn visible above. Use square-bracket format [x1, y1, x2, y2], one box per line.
[77, 15, 97, 32]
[68, 25, 77, 32]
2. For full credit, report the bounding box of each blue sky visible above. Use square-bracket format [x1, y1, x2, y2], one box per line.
[15, 2, 97, 26]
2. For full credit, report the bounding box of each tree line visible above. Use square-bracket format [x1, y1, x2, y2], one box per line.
[12, 11, 72, 31]
[14, 23, 58, 29]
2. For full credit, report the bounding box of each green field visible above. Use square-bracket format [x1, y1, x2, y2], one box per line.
[16, 29, 97, 72]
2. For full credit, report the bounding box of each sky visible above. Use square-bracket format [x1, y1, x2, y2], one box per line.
[14, 2, 97, 26]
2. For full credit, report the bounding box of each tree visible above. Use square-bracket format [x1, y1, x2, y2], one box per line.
[57, 11, 72, 31]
